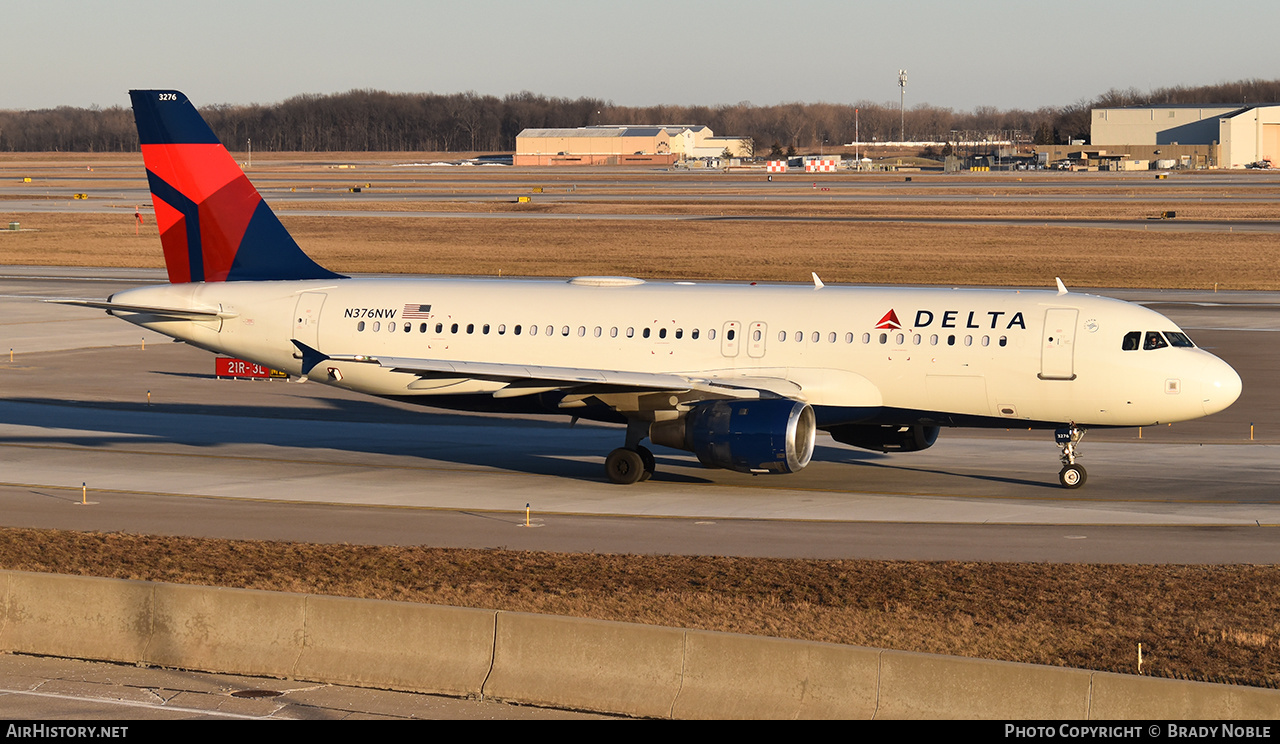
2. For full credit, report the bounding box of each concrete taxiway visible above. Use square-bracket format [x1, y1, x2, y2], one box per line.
[1, 267, 1278, 562]
[0, 654, 608, 720]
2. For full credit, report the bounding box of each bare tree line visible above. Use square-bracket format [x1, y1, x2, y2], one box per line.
[1, 79, 1276, 153]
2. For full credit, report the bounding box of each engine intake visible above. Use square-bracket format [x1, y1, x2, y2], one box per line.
[827, 423, 940, 453]
[650, 399, 815, 474]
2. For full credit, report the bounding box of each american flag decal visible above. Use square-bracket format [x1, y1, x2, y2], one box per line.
[403, 304, 433, 319]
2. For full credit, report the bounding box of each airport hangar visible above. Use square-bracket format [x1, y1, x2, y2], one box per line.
[1036, 103, 1280, 169]
[515, 125, 753, 166]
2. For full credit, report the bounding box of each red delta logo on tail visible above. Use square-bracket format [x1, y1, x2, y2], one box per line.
[130, 90, 341, 284]
[875, 309, 902, 330]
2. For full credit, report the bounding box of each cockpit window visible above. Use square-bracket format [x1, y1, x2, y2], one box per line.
[1165, 331, 1195, 348]
[1144, 331, 1168, 350]
[1122, 331, 1141, 351]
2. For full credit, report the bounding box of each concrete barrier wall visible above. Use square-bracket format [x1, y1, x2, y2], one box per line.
[486, 611, 685, 718]
[149, 582, 307, 677]
[295, 594, 496, 698]
[0, 570, 1274, 719]
[876, 649, 1094, 719]
[2, 571, 153, 663]
[673, 630, 882, 719]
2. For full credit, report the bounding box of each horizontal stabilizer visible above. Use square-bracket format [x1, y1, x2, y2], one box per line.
[50, 299, 234, 321]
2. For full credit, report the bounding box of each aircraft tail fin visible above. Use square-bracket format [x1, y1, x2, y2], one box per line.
[129, 90, 343, 283]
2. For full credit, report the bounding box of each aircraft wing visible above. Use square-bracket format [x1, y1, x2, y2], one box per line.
[298, 342, 879, 409]
[337, 353, 771, 400]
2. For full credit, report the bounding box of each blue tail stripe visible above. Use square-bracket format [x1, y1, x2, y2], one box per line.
[144, 169, 204, 282]
[228, 202, 343, 281]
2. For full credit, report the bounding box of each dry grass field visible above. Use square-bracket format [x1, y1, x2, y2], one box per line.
[4, 155, 1280, 289]
[6, 209, 1280, 290]
[2, 155, 1278, 691]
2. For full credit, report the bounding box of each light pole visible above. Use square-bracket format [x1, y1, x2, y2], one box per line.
[898, 70, 907, 143]
[854, 108, 859, 167]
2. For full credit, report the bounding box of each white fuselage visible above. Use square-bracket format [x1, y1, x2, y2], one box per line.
[106, 277, 1241, 428]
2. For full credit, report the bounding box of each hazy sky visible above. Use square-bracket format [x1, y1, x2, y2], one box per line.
[6, 1, 1276, 112]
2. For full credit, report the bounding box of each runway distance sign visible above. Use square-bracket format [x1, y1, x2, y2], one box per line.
[215, 357, 286, 379]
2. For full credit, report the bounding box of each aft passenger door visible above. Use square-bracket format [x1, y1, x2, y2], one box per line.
[293, 292, 327, 349]
[1039, 308, 1077, 380]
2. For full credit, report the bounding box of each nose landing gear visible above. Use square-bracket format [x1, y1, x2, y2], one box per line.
[1055, 424, 1087, 488]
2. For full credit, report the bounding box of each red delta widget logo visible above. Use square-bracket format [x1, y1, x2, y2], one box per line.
[877, 308, 1027, 331]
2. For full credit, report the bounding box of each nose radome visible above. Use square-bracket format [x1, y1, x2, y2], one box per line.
[1202, 354, 1242, 416]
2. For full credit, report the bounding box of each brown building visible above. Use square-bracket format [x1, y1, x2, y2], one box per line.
[516, 125, 752, 166]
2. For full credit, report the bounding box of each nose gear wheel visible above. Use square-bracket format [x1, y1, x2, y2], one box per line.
[1054, 424, 1087, 489]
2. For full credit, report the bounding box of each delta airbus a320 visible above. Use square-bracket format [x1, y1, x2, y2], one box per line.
[62, 90, 1242, 488]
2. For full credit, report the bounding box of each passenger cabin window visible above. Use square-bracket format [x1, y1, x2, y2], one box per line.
[1144, 331, 1168, 350]
[1122, 331, 1142, 351]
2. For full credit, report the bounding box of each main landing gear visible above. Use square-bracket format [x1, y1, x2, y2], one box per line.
[1054, 424, 1087, 488]
[605, 420, 656, 485]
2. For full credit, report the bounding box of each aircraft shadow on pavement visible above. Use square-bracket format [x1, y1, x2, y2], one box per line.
[0, 397, 1065, 489]
[0, 397, 717, 484]
[814, 444, 1057, 489]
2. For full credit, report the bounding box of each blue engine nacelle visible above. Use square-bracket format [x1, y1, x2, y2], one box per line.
[650, 399, 816, 474]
